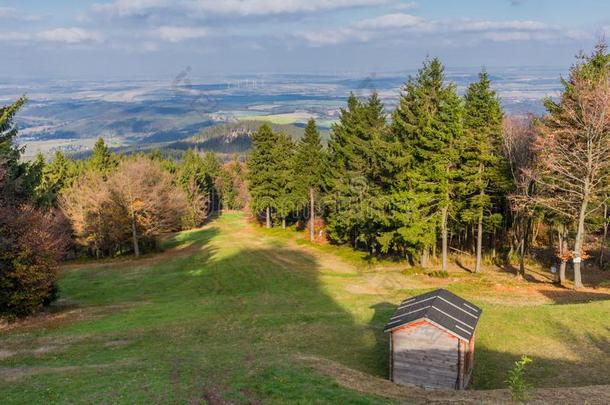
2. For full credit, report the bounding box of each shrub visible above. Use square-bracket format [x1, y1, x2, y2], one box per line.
[0, 205, 70, 318]
[506, 355, 533, 402]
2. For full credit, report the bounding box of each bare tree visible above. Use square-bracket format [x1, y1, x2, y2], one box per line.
[533, 45, 610, 289]
[503, 114, 537, 278]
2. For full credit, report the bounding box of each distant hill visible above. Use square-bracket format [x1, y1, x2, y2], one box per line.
[66, 120, 330, 161]
[166, 120, 330, 155]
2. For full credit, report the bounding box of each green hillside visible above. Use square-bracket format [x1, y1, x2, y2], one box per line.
[1, 212, 609, 403]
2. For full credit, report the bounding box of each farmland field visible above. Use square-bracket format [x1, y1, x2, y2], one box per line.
[1, 212, 609, 403]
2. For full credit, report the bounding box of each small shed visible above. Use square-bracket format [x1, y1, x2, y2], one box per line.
[384, 289, 482, 390]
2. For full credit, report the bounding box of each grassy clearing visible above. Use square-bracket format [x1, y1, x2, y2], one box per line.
[1, 212, 609, 403]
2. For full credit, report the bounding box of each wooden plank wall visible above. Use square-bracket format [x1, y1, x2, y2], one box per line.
[392, 321, 459, 389]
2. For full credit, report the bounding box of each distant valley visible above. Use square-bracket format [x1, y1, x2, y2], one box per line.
[2, 68, 565, 159]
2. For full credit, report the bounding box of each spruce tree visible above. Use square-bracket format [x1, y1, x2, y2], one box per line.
[0, 96, 31, 205]
[88, 138, 117, 176]
[461, 70, 507, 273]
[37, 151, 79, 207]
[326, 92, 387, 252]
[391, 58, 463, 269]
[274, 132, 296, 229]
[293, 118, 326, 240]
[247, 123, 280, 228]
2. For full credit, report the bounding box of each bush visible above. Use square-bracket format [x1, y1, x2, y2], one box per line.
[0, 206, 70, 318]
[506, 355, 533, 402]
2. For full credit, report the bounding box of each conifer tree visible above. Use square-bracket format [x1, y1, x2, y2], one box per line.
[326, 92, 387, 252]
[461, 70, 508, 273]
[247, 123, 280, 228]
[391, 58, 463, 270]
[88, 138, 117, 176]
[274, 132, 296, 228]
[293, 118, 326, 240]
[37, 151, 80, 207]
[0, 96, 32, 205]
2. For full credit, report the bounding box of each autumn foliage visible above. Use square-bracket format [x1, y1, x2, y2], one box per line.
[0, 205, 70, 317]
[61, 157, 189, 257]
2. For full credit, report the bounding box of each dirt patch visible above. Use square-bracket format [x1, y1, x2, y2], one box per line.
[297, 354, 610, 404]
[104, 339, 131, 347]
[0, 350, 16, 360]
[0, 360, 133, 382]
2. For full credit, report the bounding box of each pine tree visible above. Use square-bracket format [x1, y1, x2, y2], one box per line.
[274, 132, 296, 229]
[247, 123, 280, 228]
[37, 151, 80, 207]
[326, 92, 387, 252]
[461, 70, 508, 273]
[391, 58, 463, 269]
[293, 118, 326, 240]
[0, 96, 31, 205]
[88, 138, 117, 176]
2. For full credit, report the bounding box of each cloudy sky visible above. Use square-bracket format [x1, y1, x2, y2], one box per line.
[2, 0, 610, 79]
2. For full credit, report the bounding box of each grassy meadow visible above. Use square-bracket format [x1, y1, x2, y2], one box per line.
[1, 212, 609, 403]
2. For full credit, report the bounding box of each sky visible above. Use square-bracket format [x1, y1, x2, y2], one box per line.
[2, 0, 610, 79]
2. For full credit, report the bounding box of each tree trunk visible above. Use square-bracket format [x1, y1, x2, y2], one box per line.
[491, 229, 497, 260]
[309, 187, 315, 242]
[475, 204, 483, 273]
[600, 203, 607, 268]
[131, 210, 140, 258]
[265, 206, 271, 229]
[441, 204, 449, 272]
[518, 218, 530, 278]
[573, 194, 588, 290]
[420, 248, 429, 268]
[559, 239, 568, 287]
[282, 217, 286, 229]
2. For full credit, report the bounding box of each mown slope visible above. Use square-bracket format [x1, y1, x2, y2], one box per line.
[0, 212, 609, 404]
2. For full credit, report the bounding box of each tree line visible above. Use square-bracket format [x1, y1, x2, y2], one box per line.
[246, 43, 610, 290]
[2, 42, 608, 318]
[0, 124, 247, 317]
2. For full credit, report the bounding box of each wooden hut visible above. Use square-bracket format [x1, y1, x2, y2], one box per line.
[384, 289, 482, 390]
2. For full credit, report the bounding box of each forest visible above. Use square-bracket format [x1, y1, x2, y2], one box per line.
[1, 43, 610, 318]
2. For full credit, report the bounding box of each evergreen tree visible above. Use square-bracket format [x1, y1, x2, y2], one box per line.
[247, 123, 280, 228]
[274, 132, 296, 228]
[0, 96, 32, 205]
[88, 138, 117, 176]
[391, 58, 463, 269]
[326, 92, 387, 252]
[461, 70, 508, 272]
[293, 118, 326, 240]
[37, 151, 80, 207]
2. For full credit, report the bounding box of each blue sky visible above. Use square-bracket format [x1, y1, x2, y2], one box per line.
[2, 0, 610, 79]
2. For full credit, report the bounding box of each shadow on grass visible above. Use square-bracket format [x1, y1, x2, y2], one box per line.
[5, 219, 610, 402]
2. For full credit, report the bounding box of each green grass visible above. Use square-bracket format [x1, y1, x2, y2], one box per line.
[1, 212, 609, 403]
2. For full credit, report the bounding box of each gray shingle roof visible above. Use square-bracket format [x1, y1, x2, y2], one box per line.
[384, 289, 482, 341]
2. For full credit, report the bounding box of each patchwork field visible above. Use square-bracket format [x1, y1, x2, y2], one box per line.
[1, 212, 609, 403]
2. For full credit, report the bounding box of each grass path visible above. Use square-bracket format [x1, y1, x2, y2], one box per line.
[1, 212, 609, 404]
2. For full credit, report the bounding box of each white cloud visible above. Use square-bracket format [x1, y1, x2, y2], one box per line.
[92, 0, 392, 18]
[392, 1, 417, 11]
[298, 28, 371, 46]
[0, 31, 32, 42]
[354, 13, 424, 29]
[92, 0, 169, 17]
[453, 19, 549, 33]
[37, 28, 103, 44]
[298, 13, 584, 46]
[156, 26, 207, 42]
[0, 6, 41, 21]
